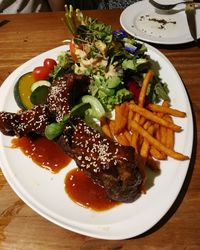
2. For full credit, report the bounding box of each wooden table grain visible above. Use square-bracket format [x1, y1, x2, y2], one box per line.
[0, 9, 200, 250]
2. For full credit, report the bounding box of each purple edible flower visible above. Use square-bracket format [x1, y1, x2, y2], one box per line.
[124, 43, 138, 54]
[113, 29, 128, 40]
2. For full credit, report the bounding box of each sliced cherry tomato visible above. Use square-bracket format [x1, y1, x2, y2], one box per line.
[32, 66, 50, 81]
[43, 58, 57, 71]
[126, 79, 149, 106]
[126, 79, 141, 104]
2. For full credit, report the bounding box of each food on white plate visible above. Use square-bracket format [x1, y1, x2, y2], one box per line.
[0, 74, 142, 203]
[0, 6, 189, 207]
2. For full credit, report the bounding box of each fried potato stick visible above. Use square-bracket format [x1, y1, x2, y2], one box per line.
[127, 109, 134, 131]
[101, 117, 113, 139]
[160, 125, 167, 146]
[140, 125, 154, 158]
[150, 147, 166, 160]
[129, 104, 182, 132]
[115, 133, 130, 146]
[164, 114, 175, 149]
[130, 70, 154, 152]
[131, 120, 189, 160]
[114, 102, 129, 134]
[147, 103, 186, 118]
[138, 70, 154, 107]
[139, 124, 154, 193]
[108, 120, 116, 139]
[102, 122, 113, 139]
[123, 130, 132, 144]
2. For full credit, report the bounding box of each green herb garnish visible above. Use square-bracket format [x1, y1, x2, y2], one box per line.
[45, 102, 90, 140]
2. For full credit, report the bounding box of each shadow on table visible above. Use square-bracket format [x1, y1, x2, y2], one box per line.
[134, 92, 197, 239]
[152, 40, 200, 50]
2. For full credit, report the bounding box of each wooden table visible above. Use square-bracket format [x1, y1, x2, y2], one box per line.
[0, 9, 200, 249]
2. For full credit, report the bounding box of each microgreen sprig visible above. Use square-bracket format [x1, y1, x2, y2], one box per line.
[45, 102, 90, 140]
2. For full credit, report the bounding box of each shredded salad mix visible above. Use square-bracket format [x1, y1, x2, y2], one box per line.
[50, 6, 169, 121]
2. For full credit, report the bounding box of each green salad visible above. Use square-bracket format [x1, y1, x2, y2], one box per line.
[52, 5, 169, 115]
[14, 6, 170, 140]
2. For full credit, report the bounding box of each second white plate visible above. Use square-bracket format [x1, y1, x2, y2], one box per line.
[120, 0, 200, 44]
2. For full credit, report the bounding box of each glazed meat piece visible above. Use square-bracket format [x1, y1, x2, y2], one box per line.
[0, 112, 19, 136]
[0, 73, 89, 136]
[57, 118, 142, 203]
[0, 105, 50, 137]
[0, 73, 142, 203]
[0, 107, 142, 202]
[47, 74, 90, 122]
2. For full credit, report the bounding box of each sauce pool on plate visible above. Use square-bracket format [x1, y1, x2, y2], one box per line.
[65, 168, 120, 211]
[11, 136, 119, 211]
[11, 136, 71, 173]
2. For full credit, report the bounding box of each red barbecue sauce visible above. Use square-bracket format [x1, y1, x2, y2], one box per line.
[11, 136, 71, 173]
[11, 136, 120, 211]
[65, 168, 120, 211]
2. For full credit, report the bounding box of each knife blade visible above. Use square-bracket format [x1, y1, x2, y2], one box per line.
[185, 3, 198, 43]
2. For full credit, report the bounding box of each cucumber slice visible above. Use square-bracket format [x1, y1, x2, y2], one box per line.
[31, 80, 51, 92]
[81, 95, 105, 119]
[14, 72, 35, 110]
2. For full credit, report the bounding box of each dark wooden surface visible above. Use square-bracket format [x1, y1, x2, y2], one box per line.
[0, 9, 200, 249]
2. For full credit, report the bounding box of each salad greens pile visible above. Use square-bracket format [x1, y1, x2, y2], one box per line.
[47, 5, 169, 138]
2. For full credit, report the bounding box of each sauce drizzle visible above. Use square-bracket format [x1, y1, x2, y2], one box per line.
[12, 137, 120, 211]
[12, 136, 71, 173]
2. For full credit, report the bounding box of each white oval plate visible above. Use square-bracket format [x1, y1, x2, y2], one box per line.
[0, 45, 193, 239]
[120, 0, 200, 44]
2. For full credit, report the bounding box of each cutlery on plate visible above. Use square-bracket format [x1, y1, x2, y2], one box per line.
[149, 0, 200, 10]
[185, 3, 199, 44]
